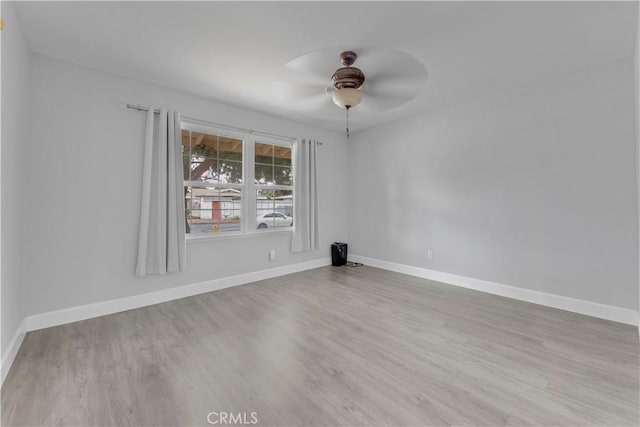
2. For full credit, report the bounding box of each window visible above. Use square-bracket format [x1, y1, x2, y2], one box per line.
[255, 142, 293, 231]
[181, 123, 293, 237]
[182, 128, 244, 235]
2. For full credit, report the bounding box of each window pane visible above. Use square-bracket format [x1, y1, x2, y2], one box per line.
[219, 137, 243, 162]
[255, 143, 274, 163]
[256, 189, 293, 230]
[185, 187, 242, 235]
[190, 159, 218, 183]
[218, 160, 243, 184]
[273, 146, 292, 167]
[183, 129, 243, 185]
[255, 142, 292, 185]
[193, 132, 219, 159]
[255, 142, 274, 185]
[273, 166, 292, 185]
[255, 163, 273, 184]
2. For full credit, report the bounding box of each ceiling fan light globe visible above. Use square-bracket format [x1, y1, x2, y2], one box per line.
[332, 88, 363, 109]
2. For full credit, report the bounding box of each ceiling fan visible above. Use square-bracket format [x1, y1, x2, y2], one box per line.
[329, 50, 366, 109]
[273, 48, 428, 137]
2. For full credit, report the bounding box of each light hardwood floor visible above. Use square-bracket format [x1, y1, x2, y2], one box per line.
[2, 266, 638, 426]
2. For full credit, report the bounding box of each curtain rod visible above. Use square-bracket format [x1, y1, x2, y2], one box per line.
[122, 103, 322, 145]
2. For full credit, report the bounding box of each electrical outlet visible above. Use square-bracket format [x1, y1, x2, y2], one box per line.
[427, 250, 433, 260]
[269, 249, 276, 261]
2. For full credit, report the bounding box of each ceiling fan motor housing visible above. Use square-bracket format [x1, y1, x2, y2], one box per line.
[332, 51, 365, 89]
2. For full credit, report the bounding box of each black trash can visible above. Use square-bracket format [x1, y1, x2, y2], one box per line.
[331, 242, 348, 266]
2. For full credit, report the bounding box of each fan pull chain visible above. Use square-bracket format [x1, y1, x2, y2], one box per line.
[346, 106, 350, 140]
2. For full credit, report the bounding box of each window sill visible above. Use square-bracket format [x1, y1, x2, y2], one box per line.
[186, 228, 293, 243]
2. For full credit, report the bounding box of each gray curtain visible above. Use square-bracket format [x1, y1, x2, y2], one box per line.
[136, 107, 187, 276]
[291, 138, 319, 252]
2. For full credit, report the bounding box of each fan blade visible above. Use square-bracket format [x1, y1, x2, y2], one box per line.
[285, 48, 339, 83]
[272, 80, 327, 103]
[272, 80, 334, 112]
[281, 69, 330, 87]
[313, 97, 343, 117]
[364, 82, 420, 100]
[358, 48, 428, 89]
[358, 90, 415, 113]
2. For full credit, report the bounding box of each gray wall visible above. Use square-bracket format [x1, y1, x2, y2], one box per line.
[1, 3, 31, 360]
[23, 55, 348, 316]
[348, 58, 639, 310]
[635, 0, 640, 327]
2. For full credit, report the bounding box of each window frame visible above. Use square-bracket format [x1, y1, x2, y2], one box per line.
[254, 139, 294, 233]
[181, 120, 294, 240]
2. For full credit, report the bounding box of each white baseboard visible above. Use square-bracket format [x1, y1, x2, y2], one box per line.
[24, 257, 331, 333]
[1, 318, 26, 386]
[350, 255, 638, 326]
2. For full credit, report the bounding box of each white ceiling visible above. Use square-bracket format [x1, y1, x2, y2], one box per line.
[14, 1, 638, 133]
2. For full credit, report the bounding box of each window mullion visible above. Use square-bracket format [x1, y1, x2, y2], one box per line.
[245, 136, 256, 233]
